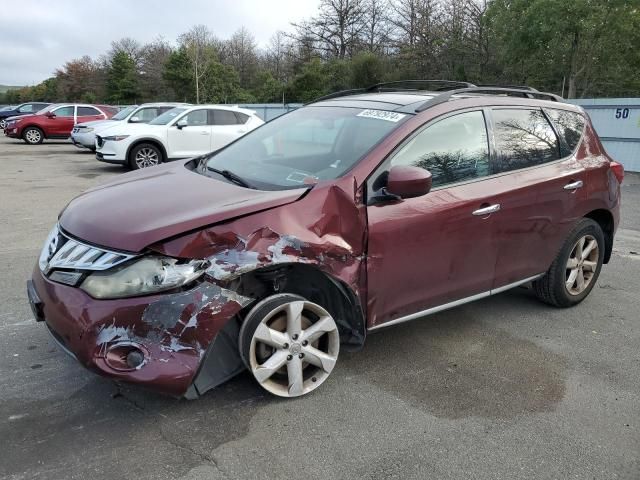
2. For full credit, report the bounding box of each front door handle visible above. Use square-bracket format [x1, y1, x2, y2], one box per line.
[472, 204, 501, 216]
[200, 131, 210, 135]
[564, 180, 584, 190]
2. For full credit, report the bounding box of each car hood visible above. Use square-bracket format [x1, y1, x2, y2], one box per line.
[59, 160, 307, 252]
[76, 119, 118, 129]
[5, 113, 35, 121]
[97, 122, 164, 137]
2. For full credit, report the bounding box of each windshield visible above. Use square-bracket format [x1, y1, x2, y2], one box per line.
[111, 105, 138, 121]
[203, 106, 409, 190]
[149, 107, 187, 125]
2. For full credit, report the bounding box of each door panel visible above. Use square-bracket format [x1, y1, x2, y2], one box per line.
[366, 110, 498, 328]
[49, 106, 76, 136]
[211, 109, 244, 150]
[487, 107, 587, 288]
[367, 183, 498, 327]
[167, 109, 212, 158]
[490, 161, 586, 288]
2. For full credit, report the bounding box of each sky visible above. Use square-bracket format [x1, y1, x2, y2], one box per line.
[0, 0, 319, 85]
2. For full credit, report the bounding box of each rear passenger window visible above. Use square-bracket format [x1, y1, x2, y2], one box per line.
[234, 112, 249, 124]
[390, 111, 490, 188]
[545, 109, 585, 153]
[78, 107, 100, 116]
[492, 109, 560, 173]
[212, 110, 240, 125]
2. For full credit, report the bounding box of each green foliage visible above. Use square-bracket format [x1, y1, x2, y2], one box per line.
[163, 47, 195, 102]
[252, 71, 285, 103]
[287, 59, 329, 103]
[106, 51, 139, 103]
[351, 52, 384, 88]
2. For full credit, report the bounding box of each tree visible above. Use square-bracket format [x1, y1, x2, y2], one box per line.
[224, 27, 259, 89]
[163, 47, 195, 102]
[55, 56, 105, 101]
[106, 50, 139, 103]
[139, 37, 174, 101]
[178, 25, 218, 103]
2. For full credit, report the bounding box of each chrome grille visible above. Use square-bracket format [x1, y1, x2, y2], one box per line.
[40, 224, 136, 273]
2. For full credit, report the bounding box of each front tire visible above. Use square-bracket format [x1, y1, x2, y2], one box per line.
[23, 127, 44, 145]
[533, 218, 605, 308]
[238, 293, 340, 398]
[129, 143, 162, 169]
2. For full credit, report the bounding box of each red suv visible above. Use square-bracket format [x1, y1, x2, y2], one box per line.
[5, 103, 118, 144]
[27, 82, 623, 399]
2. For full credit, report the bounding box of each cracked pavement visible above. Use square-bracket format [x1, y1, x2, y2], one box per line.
[0, 136, 638, 479]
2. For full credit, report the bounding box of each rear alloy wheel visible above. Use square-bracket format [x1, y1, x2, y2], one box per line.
[129, 143, 162, 169]
[533, 218, 605, 307]
[239, 294, 340, 398]
[23, 127, 44, 145]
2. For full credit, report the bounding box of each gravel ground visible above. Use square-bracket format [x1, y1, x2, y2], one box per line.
[0, 135, 638, 480]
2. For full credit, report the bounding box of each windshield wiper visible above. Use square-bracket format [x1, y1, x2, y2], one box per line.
[206, 166, 256, 189]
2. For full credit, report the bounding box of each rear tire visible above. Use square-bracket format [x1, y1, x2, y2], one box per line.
[533, 218, 605, 308]
[23, 127, 44, 145]
[129, 143, 162, 170]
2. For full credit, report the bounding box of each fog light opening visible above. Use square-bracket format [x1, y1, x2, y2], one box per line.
[104, 343, 148, 371]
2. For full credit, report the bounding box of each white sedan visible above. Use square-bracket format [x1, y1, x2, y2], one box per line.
[95, 105, 264, 169]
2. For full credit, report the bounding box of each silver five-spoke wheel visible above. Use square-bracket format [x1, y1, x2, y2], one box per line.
[240, 295, 340, 398]
[566, 234, 599, 295]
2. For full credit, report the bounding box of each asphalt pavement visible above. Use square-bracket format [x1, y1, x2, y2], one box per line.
[0, 135, 638, 479]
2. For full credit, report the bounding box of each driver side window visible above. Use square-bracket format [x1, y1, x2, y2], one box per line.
[53, 106, 75, 117]
[390, 110, 490, 188]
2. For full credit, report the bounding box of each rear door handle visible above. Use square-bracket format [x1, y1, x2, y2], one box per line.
[564, 180, 583, 190]
[472, 204, 501, 216]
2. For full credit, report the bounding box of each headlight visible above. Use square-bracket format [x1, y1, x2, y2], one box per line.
[102, 135, 129, 141]
[80, 256, 209, 299]
[14, 118, 22, 124]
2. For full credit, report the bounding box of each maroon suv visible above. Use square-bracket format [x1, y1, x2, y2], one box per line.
[28, 82, 623, 399]
[5, 103, 117, 144]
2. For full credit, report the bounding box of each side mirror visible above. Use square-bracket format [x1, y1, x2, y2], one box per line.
[129, 116, 141, 123]
[384, 165, 432, 199]
[46, 112, 56, 118]
[176, 119, 187, 129]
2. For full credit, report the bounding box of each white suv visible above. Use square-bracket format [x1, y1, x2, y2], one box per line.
[95, 105, 264, 169]
[71, 103, 189, 151]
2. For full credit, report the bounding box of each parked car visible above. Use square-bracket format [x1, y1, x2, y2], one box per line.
[0, 102, 51, 129]
[28, 82, 622, 399]
[5, 103, 118, 144]
[71, 103, 189, 151]
[95, 105, 264, 169]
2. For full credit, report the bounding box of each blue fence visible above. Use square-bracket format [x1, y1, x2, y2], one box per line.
[237, 103, 302, 122]
[568, 98, 640, 172]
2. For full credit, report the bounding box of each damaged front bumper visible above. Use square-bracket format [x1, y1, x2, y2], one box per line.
[29, 265, 252, 398]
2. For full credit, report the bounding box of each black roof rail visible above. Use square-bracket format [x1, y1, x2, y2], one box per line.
[306, 79, 477, 104]
[477, 84, 539, 92]
[364, 80, 476, 92]
[306, 88, 367, 104]
[415, 87, 563, 112]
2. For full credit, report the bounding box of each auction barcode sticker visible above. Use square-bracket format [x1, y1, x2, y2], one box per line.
[357, 109, 406, 122]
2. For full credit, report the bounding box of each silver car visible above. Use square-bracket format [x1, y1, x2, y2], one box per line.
[70, 103, 189, 151]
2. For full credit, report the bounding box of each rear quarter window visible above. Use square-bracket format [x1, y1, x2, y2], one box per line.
[491, 108, 560, 173]
[544, 109, 586, 154]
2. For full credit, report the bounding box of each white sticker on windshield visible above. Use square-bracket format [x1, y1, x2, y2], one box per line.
[357, 109, 406, 123]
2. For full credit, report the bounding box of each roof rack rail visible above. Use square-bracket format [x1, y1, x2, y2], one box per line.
[415, 87, 563, 112]
[365, 80, 476, 92]
[307, 79, 478, 104]
[477, 84, 539, 92]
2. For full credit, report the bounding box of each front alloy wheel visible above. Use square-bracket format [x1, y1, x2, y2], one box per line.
[0, 119, 6, 129]
[239, 294, 340, 397]
[24, 127, 44, 145]
[129, 143, 161, 169]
